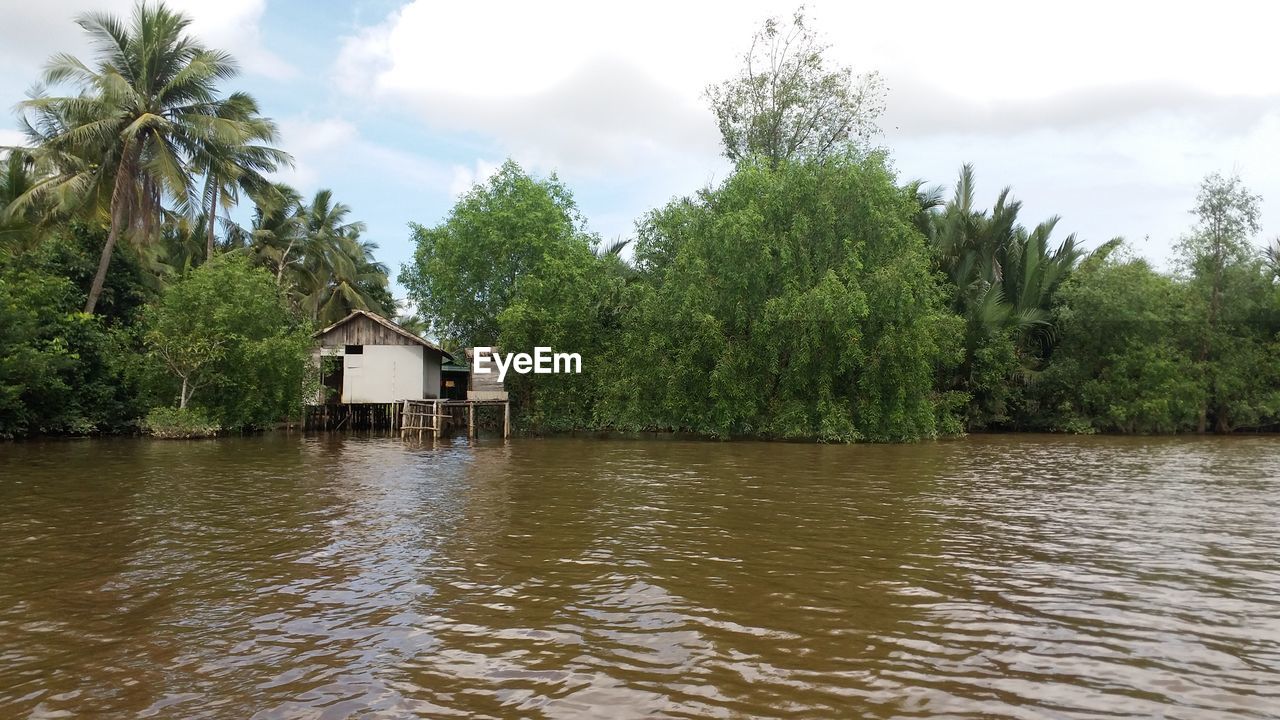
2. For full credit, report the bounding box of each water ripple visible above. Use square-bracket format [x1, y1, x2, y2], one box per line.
[1, 434, 1278, 718]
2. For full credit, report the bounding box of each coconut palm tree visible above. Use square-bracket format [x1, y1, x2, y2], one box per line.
[0, 150, 45, 256]
[193, 92, 291, 261]
[13, 2, 240, 313]
[227, 182, 304, 281]
[298, 232, 394, 325]
[7, 95, 115, 233]
[150, 211, 211, 277]
[226, 185, 393, 323]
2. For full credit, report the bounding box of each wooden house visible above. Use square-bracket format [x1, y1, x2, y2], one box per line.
[312, 310, 453, 405]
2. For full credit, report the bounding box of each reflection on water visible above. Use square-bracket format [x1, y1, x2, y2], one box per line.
[1, 434, 1279, 718]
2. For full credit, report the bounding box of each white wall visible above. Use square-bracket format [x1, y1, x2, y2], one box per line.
[342, 345, 425, 403]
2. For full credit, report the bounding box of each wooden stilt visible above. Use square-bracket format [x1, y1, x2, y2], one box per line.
[468, 403, 475, 439]
[503, 401, 510, 439]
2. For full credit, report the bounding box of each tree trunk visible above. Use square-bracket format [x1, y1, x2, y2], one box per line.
[276, 239, 295, 284]
[84, 216, 121, 314]
[206, 185, 218, 262]
[85, 144, 138, 315]
[1215, 408, 1230, 434]
[180, 377, 189, 409]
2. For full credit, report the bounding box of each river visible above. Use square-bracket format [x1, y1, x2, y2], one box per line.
[1, 434, 1278, 718]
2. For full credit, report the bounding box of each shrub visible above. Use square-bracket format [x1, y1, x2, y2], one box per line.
[142, 406, 220, 439]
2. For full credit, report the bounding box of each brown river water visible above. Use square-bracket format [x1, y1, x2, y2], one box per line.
[1, 434, 1279, 719]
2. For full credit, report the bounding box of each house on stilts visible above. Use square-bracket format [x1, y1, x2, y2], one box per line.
[304, 309, 509, 437]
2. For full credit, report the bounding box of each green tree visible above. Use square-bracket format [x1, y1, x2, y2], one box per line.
[1176, 172, 1266, 433]
[705, 8, 885, 167]
[923, 165, 1085, 429]
[1034, 244, 1202, 433]
[145, 256, 313, 429]
[192, 92, 291, 261]
[401, 160, 592, 348]
[600, 153, 957, 441]
[14, 1, 244, 313]
[401, 160, 625, 432]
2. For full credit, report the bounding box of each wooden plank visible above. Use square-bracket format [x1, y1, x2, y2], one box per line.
[318, 314, 419, 347]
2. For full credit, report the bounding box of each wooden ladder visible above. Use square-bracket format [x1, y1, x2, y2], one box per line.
[399, 399, 445, 439]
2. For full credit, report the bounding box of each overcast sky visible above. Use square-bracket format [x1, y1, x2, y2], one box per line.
[3, 0, 1278, 297]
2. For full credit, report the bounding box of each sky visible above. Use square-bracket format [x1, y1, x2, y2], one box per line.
[3, 0, 1279, 300]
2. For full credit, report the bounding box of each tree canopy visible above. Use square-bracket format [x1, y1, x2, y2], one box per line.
[705, 8, 885, 167]
[3, 1, 1280, 440]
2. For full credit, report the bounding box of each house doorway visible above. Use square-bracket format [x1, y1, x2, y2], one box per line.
[321, 354, 344, 404]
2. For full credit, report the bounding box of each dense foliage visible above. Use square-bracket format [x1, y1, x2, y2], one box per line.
[0, 1, 391, 438]
[599, 154, 958, 441]
[4, 2, 1279, 441]
[401, 156, 1280, 440]
[145, 257, 313, 430]
[0, 230, 150, 437]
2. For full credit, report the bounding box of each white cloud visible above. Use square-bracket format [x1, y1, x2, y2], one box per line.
[331, 0, 1280, 259]
[0, 0, 294, 82]
[335, 0, 1280, 166]
[333, 0, 746, 179]
[273, 116, 456, 194]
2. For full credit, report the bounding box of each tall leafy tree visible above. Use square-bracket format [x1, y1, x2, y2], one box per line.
[402, 160, 624, 431]
[400, 160, 591, 348]
[705, 7, 885, 167]
[1176, 173, 1271, 432]
[145, 255, 312, 428]
[14, 2, 242, 313]
[600, 154, 956, 441]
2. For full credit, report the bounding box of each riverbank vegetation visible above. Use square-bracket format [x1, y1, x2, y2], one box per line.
[0, 3, 391, 438]
[402, 9, 1280, 440]
[3, 3, 1278, 440]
